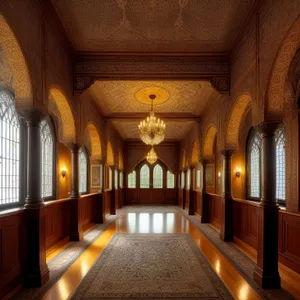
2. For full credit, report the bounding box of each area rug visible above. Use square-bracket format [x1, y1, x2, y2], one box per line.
[71, 233, 233, 299]
[182, 212, 294, 300]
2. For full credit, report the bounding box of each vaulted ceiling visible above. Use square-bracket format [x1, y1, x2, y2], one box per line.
[52, 0, 254, 53]
[51, 0, 255, 141]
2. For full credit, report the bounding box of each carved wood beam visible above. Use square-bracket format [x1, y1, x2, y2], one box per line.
[74, 54, 230, 94]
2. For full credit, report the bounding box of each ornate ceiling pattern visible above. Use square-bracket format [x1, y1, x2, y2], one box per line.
[52, 0, 254, 52]
[88, 80, 215, 115]
[112, 120, 195, 141]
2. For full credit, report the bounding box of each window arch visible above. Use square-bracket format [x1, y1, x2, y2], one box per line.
[167, 171, 175, 188]
[119, 171, 123, 188]
[196, 168, 201, 189]
[0, 90, 20, 206]
[79, 148, 88, 194]
[115, 169, 118, 189]
[40, 119, 55, 199]
[181, 171, 185, 189]
[247, 129, 262, 199]
[128, 171, 136, 188]
[140, 164, 150, 188]
[275, 125, 285, 202]
[153, 164, 163, 188]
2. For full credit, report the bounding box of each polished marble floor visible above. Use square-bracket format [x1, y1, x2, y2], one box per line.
[42, 207, 300, 300]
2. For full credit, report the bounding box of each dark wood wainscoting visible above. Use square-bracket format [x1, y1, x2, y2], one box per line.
[45, 199, 70, 250]
[178, 189, 184, 208]
[79, 194, 98, 231]
[232, 199, 260, 250]
[103, 191, 112, 215]
[194, 191, 202, 216]
[209, 194, 222, 229]
[0, 209, 26, 299]
[279, 211, 300, 273]
[125, 188, 177, 205]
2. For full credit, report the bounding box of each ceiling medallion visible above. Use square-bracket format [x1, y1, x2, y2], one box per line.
[138, 94, 166, 145]
[146, 147, 158, 165]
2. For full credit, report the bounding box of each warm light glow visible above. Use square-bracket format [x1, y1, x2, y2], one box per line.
[138, 94, 166, 145]
[238, 283, 250, 300]
[215, 259, 221, 274]
[61, 167, 67, 178]
[235, 167, 242, 178]
[146, 147, 158, 165]
[218, 171, 221, 178]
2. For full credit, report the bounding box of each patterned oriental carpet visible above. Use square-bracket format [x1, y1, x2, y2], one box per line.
[71, 233, 233, 300]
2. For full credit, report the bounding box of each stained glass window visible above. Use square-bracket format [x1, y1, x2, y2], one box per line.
[186, 168, 191, 190]
[128, 171, 136, 188]
[140, 164, 150, 188]
[79, 148, 88, 194]
[248, 130, 262, 198]
[40, 119, 54, 198]
[0, 90, 20, 205]
[181, 171, 185, 188]
[275, 125, 285, 202]
[167, 171, 175, 188]
[196, 169, 201, 189]
[153, 164, 163, 188]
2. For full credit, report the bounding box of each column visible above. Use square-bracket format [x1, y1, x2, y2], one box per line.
[200, 159, 210, 223]
[93, 160, 104, 224]
[69, 143, 83, 241]
[23, 110, 49, 287]
[253, 123, 281, 289]
[220, 149, 234, 241]
[182, 170, 186, 209]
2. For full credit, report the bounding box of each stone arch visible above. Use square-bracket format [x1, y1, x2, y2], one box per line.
[180, 149, 186, 170]
[191, 139, 200, 166]
[0, 15, 32, 109]
[266, 15, 300, 120]
[48, 88, 76, 143]
[106, 141, 114, 166]
[226, 94, 252, 149]
[85, 122, 102, 160]
[203, 126, 217, 158]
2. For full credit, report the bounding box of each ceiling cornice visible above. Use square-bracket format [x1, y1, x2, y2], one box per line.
[74, 54, 230, 95]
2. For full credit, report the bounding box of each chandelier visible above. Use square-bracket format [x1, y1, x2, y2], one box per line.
[146, 147, 158, 165]
[138, 94, 166, 145]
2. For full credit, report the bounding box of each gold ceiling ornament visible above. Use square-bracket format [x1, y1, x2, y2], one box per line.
[146, 147, 158, 165]
[138, 94, 166, 145]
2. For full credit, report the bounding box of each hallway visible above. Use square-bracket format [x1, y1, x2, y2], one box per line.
[10, 206, 296, 300]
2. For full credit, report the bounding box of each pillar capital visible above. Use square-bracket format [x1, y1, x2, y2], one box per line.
[67, 142, 81, 153]
[221, 149, 235, 158]
[256, 122, 279, 138]
[21, 109, 45, 127]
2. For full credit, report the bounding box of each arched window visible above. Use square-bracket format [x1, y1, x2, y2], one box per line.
[119, 172, 123, 188]
[114, 169, 118, 189]
[167, 171, 175, 188]
[247, 129, 262, 199]
[109, 167, 112, 189]
[186, 168, 191, 190]
[0, 90, 20, 206]
[140, 164, 150, 188]
[128, 171, 136, 188]
[181, 171, 185, 189]
[153, 164, 163, 188]
[196, 169, 201, 189]
[40, 119, 54, 199]
[79, 148, 88, 194]
[275, 125, 285, 203]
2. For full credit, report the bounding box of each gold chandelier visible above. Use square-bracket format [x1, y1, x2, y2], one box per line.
[146, 147, 158, 165]
[138, 94, 166, 145]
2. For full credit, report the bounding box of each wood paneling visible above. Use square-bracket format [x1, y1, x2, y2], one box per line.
[45, 200, 70, 250]
[79, 194, 97, 231]
[233, 199, 260, 249]
[178, 189, 184, 208]
[104, 191, 112, 216]
[166, 189, 177, 205]
[209, 194, 222, 229]
[126, 188, 138, 204]
[279, 211, 300, 274]
[0, 210, 25, 299]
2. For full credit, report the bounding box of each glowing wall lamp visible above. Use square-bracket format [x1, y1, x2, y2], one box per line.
[61, 168, 67, 178]
[218, 171, 221, 178]
[235, 167, 242, 178]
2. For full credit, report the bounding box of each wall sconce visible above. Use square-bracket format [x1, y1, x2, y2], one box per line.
[235, 167, 242, 178]
[218, 172, 221, 178]
[61, 168, 67, 178]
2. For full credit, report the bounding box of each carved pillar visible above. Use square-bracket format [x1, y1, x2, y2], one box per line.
[23, 110, 49, 287]
[188, 168, 195, 215]
[220, 150, 234, 241]
[200, 160, 210, 223]
[110, 166, 116, 215]
[182, 170, 186, 209]
[69, 143, 83, 241]
[253, 123, 281, 289]
[93, 160, 104, 224]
